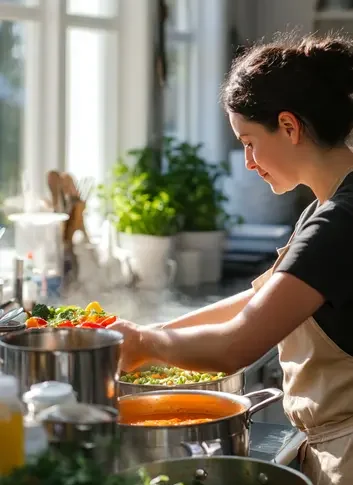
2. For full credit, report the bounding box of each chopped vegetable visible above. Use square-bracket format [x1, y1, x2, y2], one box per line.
[25, 301, 118, 331]
[121, 366, 227, 386]
[26, 317, 47, 328]
[79, 322, 102, 329]
[85, 301, 103, 314]
[31, 303, 54, 321]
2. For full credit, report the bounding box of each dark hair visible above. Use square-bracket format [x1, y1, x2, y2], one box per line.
[221, 32, 353, 147]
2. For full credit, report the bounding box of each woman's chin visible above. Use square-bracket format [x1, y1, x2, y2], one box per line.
[266, 177, 288, 195]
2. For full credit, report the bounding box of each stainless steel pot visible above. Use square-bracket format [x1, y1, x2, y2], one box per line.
[119, 365, 245, 396]
[0, 327, 123, 406]
[119, 456, 313, 485]
[117, 387, 283, 469]
[40, 404, 119, 474]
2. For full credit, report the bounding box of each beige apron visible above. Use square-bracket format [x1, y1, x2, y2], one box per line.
[252, 233, 353, 485]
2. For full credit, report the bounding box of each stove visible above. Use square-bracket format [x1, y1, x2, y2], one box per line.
[250, 422, 306, 468]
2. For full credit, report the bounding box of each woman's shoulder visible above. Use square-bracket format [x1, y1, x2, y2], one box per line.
[296, 181, 353, 234]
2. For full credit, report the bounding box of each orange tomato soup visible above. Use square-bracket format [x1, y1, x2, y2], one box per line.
[120, 413, 219, 426]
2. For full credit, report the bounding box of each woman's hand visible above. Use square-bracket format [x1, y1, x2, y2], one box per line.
[107, 319, 153, 372]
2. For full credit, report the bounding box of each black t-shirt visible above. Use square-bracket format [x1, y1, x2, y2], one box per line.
[275, 171, 353, 356]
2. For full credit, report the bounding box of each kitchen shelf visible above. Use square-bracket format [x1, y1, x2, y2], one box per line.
[314, 9, 353, 21]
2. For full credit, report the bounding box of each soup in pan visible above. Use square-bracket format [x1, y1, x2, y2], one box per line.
[119, 393, 245, 427]
[120, 413, 219, 427]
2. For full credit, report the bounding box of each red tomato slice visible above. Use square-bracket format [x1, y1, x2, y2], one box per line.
[57, 321, 75, 328]
[100, 316, 117, 327]
[26, 317, 47, 328]
[79, 322, 102, 329]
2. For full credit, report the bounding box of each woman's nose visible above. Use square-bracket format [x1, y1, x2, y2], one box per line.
[245, 149, 257, 171]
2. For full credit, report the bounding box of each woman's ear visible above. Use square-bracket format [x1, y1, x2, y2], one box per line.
[278, 111, 301, 145]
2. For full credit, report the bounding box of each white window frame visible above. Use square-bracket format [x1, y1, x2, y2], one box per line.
[0, 0, 120, 198]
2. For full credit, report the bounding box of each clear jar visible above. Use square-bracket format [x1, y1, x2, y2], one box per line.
[0, 374, 24, 475]
[22, 381, 76, 461]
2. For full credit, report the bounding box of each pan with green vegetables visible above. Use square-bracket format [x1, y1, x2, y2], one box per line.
[119, 364, 245, 396]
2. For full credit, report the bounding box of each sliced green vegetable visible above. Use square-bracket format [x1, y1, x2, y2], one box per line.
[122, 366, 227, 385]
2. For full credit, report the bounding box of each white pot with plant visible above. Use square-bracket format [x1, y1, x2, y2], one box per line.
[98, 150, 179, 289]
[164, 138, 233, 284]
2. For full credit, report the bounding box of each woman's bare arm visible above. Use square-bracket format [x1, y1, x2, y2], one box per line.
[110, 272, 324, 372]
[151, 288, 255, 330]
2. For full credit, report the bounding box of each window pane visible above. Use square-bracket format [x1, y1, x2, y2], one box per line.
[66, 28, 117, 181]
[166, 0, 193, 31]
[67, 0, 117, 17]
[164, 42, 190, 138]
[0, 21, 26, 249]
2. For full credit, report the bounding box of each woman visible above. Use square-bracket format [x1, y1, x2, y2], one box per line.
[109, 32, 353, 485]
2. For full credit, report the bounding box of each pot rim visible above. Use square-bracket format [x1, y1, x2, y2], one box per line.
[119, 367, 245, 390]
[118, 389, 252, 429]
[121, 456, 313, 484]
[0, 327, 124, 352]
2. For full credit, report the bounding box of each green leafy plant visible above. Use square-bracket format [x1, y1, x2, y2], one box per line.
[97, 148, 180, 237]
[163, 137, 232, 232]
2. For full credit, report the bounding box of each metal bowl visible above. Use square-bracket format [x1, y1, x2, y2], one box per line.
[119, 364, 245, 396]
[118, 456, 313, 485]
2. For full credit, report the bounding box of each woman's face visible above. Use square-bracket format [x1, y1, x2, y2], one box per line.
[229, 112, 302, 195]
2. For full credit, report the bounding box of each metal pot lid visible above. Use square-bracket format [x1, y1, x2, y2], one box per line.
[37, 402, 117, 424]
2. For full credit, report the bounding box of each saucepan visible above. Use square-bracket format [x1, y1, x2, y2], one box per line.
[117, 387, 283, 469]
[118, 456, 313, 485]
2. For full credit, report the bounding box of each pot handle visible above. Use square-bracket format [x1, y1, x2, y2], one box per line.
[180, 439, 221, 457]
[245, 387, 283, 418]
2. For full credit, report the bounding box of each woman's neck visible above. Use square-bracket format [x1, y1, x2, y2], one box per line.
[301, 147, 353, 203]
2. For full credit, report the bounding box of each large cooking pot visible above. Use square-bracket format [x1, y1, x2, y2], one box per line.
[119, 364, 245, 396]
[119, 456, 313, 485]
[117, 387, 283, 469]
[0, 327, 123, 406]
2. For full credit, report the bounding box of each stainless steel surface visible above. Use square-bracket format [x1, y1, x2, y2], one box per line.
[0, 327, 123, 406]
[118, 456, 313, 485]
[249, 422, 303, 466]
[119, 366, 245, 396]
[118, 388, 283, 468]
[273, 430, 307, 466]
[42, 405, 119, 474]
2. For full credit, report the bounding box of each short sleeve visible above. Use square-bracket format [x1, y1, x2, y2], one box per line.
[274, 196, 353, 309]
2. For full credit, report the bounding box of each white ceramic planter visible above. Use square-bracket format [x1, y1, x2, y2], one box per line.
[118, 233, 176, 289]
[178, 230, 224, 283]
[175, 249, 202, 287]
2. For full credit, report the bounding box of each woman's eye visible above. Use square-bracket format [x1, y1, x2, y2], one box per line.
[244, 142, 253, 149]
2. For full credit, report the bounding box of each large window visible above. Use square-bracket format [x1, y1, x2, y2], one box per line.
[0, 0, 119, 259]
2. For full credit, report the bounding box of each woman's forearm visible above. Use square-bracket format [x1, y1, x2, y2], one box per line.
[155, 288, 254, 330]
[138, 272, 325, 374]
